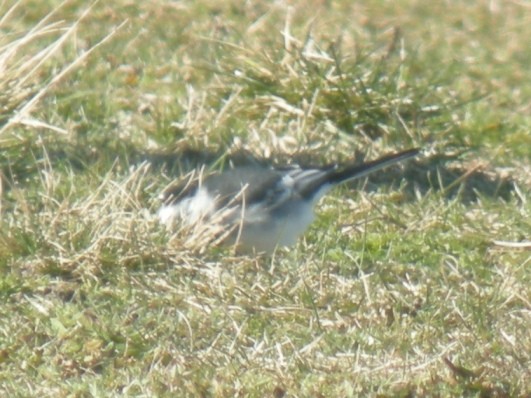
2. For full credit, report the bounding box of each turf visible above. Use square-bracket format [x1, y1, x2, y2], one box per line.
[0, 0, 529, 397]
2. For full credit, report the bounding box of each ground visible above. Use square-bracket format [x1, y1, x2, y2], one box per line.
[0, 0, 529, 397]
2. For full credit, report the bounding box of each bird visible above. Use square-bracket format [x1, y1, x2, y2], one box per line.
[158, 148, 420, 253]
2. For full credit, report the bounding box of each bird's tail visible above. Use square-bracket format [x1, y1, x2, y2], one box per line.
[298, 148, 420, 198]
[329, 147, 420, 184]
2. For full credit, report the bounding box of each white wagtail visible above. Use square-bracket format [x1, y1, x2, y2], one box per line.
[158, 148, 419, 253]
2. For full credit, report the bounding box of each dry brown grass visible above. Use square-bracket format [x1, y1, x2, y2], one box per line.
[0, 0, 529, 397]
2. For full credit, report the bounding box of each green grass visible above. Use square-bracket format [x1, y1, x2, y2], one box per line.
[1, 0, 530, 396]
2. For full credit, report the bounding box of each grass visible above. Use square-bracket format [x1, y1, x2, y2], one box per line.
[1, 0, 530, 396]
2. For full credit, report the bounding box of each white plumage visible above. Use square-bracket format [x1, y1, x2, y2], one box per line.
[159, 148, 419, 253]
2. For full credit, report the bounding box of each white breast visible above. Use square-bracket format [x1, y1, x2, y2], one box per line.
[234, 199, 316, 253]
[158, 186, 216, 226]
[158, 182, 325, 253]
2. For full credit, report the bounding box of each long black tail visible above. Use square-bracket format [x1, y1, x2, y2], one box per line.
[298, 148, 420, 198]
[329, 147, 420, 184]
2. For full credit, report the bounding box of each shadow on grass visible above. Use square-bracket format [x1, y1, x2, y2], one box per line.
[0, 141, 517, 205]
[145, 147, 517, 204]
